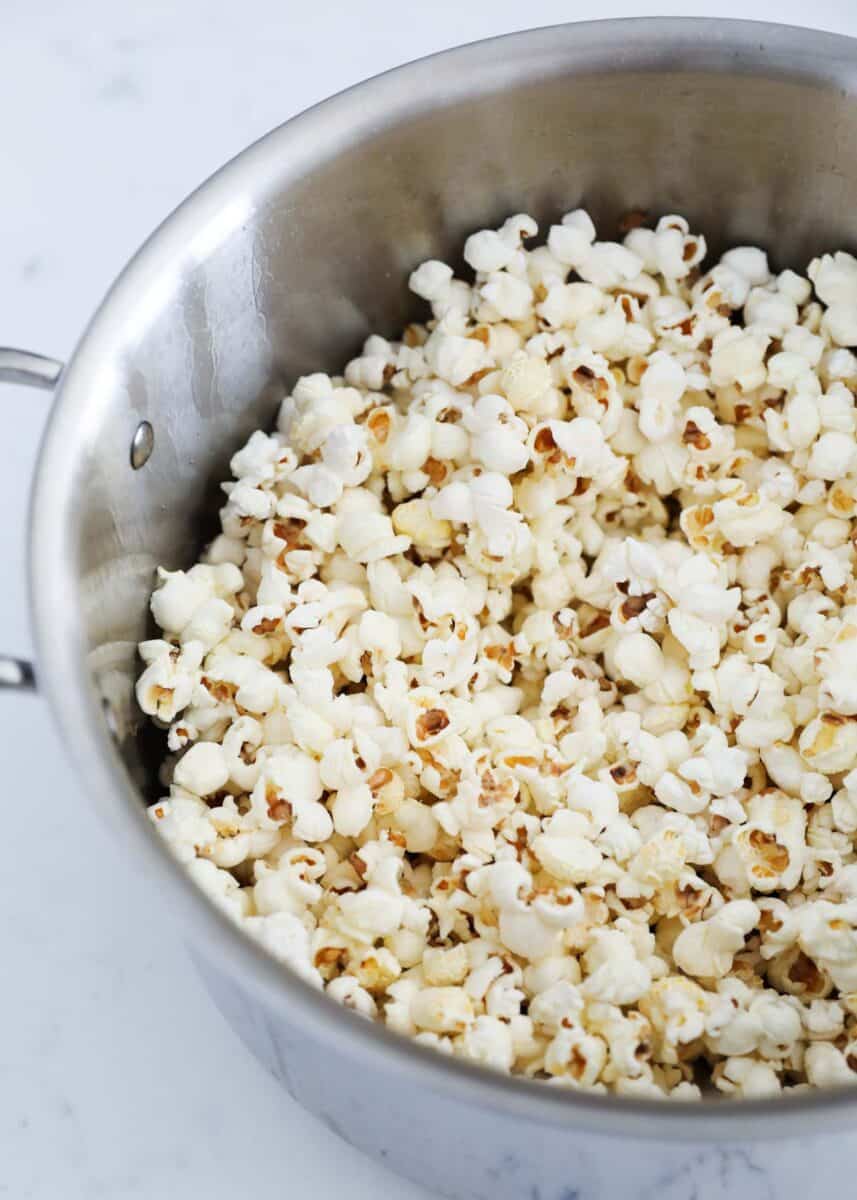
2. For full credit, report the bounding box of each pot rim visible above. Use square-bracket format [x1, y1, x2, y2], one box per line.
[29, 17, 857, 1139]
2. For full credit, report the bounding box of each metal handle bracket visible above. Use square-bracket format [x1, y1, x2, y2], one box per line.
[0, 348, 63, 390]
[0, 347, 65, 692]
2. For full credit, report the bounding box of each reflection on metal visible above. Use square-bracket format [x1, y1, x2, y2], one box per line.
[0, 657, 36, 691]
[0, 346, 61, 691]
[0, 347, 62, 389]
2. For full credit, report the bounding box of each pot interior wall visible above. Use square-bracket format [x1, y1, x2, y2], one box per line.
[67, 56, 857, 797]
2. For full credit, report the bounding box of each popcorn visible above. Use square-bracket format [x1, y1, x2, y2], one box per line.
[800, 714, 857, 775]
[672, 900, 760, 979]
[136, 639, 205, 723]
[613, 632, 665, 687]
[423, 944, 469, 987]
[547, 212, 595, 266]
[254, 748, 332, 843]
[804, 1043, 855, 1088]
[148, 791, 217, 863]
[639, 976, 709, 1051]
[424, 329, 491, 386]
[140, 209, 857, 1098]
[461, 1015, 515, 1071]
[794, 901, 857, 992]
[499, 354, 553, 413]
[464, 228, 518, 274]
[531, 811, 601, 883]
[392, 499, 452, 552]
[714, 1057, 781, 1098]
[331, 783, 374, 837]
[173, 741, 229, 796]
[338, 510, 410, 562]
[809, 250, 857, 308]
[712, 327, 770, 390]
[480, 272, 534, 322]
[637, 351, 686, 442]
[718, 792, 806, 894]
[463, 394, 530, 473]
[807, 431, 857, 481]
[411, 987, 475, 1034]
[409, 260, 454, 301]
[544, 1026, 608, 1085]
[538, 283, 601, 331]
[327, 975, 377, 1018]
[721, 245, 771, 287]
[626, 215, 706, 281]
[582, 929, 652, 1004]
[253, 849, 324, 916]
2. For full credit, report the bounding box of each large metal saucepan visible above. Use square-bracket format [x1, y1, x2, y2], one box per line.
[7, 19, 857, 1198]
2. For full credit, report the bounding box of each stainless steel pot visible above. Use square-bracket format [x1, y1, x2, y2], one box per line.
[8, 18, 857, 1198]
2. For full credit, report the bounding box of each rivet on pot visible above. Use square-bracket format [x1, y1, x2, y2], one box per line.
[130, 420, 154, 469]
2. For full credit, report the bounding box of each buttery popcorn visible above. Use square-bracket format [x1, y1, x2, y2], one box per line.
[139, 211, 857, 1098]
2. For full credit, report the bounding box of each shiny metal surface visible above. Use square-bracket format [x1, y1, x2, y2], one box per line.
[0, 657, 36, 691]
[22, 18, 857, 1192]
[0, 348, 62, 390]
[129, 420, 155, 470]
[0, 349, 61, 691]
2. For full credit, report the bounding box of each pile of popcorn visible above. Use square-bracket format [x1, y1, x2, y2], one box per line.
[138, 209, 857, 1098]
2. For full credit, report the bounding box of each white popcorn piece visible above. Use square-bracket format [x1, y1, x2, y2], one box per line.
[424, 329, 491, 386]
[499, 353, 555, 414]
[672, 900, 760, 979]
[409, 259, 454, 301]
[136, 639, 205, 722]
[719, 792, 806, 894]
[480, 272, 534, 322]
[532, 810, 601, 884]
[148, 791, 217, 864]
[721, 246, 771, 287]
[538, 282, 602, 330]
[582, 930, 652, 1004]
[715, 1057, 782, 1098]
[800, 714, 857, 774]
[613, 632, 665, 688]
[809, 250, 857, 307]
[637, 351, 686, 443]
[804, 1043, 855, 1088]
[173, 741, 229, 797]
[710, 327, 769, 390]
[411, 987, 475, 1034]
[807, 430, 857, 481]
[326, 975, 377, 1018]
[464, 229, 517, 274]
[253, 850, 324, 917]
[338, 510, 410, 562]
[461, 1015, 515, 1072]
[547, 214, 595, 266]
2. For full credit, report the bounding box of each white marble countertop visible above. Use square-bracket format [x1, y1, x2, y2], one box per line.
[4, 2, 857, 1197]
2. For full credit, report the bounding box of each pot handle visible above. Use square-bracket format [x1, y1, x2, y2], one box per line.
[0, 347, 64, 692]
